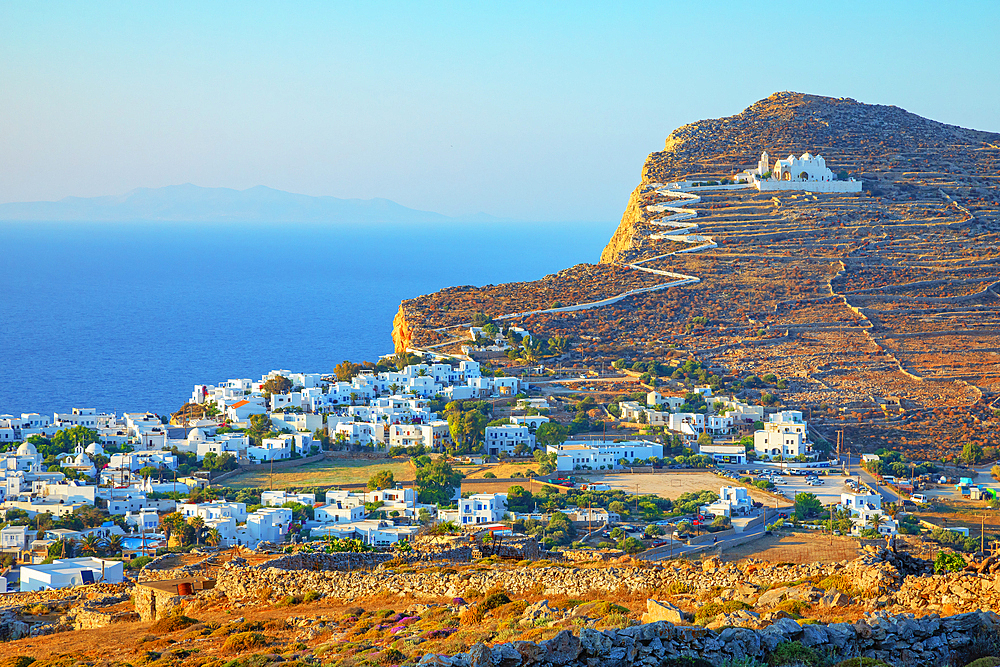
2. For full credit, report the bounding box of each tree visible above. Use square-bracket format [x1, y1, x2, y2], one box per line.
[138, 465, 158, 479]
[367, 470, 395, 490]
[188, 516, 206, 545]
[80, 534, 102, 556]
[506, 485, 533, 512]
[50, 426, 100, 456]
[415, 458, 463, 505]
[794, 492, 824, 520]
[535, 422, 568, 449]
[161, 512, 188, 545]
[697, 432, 713, 448]
[104, 534, 123, 555]
[334, 360, 363, 382]
[619, 536, 645, 554]
[205, 529, 222, 547]
[263, 375, 292, 395]
[547, 336, 571, 355]
[962, 442, 984, 465]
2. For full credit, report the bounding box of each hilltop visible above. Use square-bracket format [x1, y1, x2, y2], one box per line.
[393, 92, 1000, 461]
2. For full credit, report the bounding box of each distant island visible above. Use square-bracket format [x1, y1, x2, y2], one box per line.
[0, 183, 495, 224]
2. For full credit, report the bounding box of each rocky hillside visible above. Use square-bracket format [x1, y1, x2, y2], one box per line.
[602, 91, 1000, 263]
[391, 91, 1000, 461]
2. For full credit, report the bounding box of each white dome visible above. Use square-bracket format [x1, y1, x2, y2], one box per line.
[187, 427, 206, 442]
[85, 442, 105, 456]
[74, 452, 92, 466]
[16, 442, 37, 458]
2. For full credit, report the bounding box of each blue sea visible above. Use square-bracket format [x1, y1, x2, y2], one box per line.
[0, 220, 613, 417]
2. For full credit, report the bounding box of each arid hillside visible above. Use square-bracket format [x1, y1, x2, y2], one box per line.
[393, 92, 1000, 460]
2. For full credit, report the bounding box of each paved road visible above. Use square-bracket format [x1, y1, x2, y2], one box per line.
[637, 507, 789, 561]
[719, 459, 901, 505]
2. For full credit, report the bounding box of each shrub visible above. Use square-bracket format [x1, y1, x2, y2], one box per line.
[661, 658, 714, 667]
[480, 591, 512, 613]
[303, 590, 321, 603]
[149, 615, 199, 634]
[0, 658, 36, 667]
[694, 600, 750, 625]
[377, 648, 407, 665]
[935, 551, 967, 573]
[965, 659, 1000, 667]
[223, 631, 267, 652]
[664, 581, 692, 595]
[768, 641, 820, 667]
[833, 659, 891, 667]
[775, 599, 810, 616]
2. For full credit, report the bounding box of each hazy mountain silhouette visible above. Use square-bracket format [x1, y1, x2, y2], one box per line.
[0, 184, 495, 223]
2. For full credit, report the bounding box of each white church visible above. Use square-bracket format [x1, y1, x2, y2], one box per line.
[735, 151, 862, 193]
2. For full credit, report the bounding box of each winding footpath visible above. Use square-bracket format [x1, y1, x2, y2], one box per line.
[416, 182, 744, 352]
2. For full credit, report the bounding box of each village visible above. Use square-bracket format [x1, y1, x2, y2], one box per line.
[2, 332, 989, 598]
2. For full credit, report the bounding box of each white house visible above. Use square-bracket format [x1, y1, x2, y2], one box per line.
[457, 493, 508, 525]
[334, 422, 377, 447]
[388, 421, 450, 450]
[261, 490, 316, 507]
[510, 415, 550, 430]
[484, 424, 534, 456]
[699, 443, 747, 465]
[1, 525, 34, 553]
[20, 557, 124, 591]
[124, 508, 160, 532]
[703, 486, 753, 517]
[549, 440, 664, 472]
[753, 411, 813, 459]
[315, 503, 366, 523]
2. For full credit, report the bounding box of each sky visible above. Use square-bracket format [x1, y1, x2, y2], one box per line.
[1, 1, 998, 221]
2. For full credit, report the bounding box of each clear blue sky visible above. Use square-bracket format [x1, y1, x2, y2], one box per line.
[1, 1, 997, 221]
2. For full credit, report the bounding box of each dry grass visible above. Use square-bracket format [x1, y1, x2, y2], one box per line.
[219, 458, 415, 489]
[720, 532, 860, 564]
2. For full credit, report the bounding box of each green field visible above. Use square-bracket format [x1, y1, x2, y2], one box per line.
[218, 458, 415, 490]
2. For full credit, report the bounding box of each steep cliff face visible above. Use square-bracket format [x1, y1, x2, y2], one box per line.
[598, 183, 646, 264]
[392, 304, 414, 354]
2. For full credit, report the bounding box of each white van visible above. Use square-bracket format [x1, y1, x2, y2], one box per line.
[911, 493, 928, 504]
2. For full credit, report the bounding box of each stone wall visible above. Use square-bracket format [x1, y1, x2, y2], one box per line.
[73, 608, 140, 630]
[421, 612, 1000, 667]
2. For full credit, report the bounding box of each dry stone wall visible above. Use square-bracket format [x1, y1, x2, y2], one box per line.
[421, 612, 1000, 667]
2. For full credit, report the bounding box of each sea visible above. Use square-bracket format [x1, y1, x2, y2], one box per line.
[0, 220, 614, 417]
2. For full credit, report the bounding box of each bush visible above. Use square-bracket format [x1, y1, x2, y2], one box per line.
[479, 591, 512, 613]
[0, 658, 36, 667]
[303, 590, 321, 603]
[149, 615, 199, 634]
[661, 658, 714, 667]
[833, 659, 891, 667]
[768, 641, 820, 667]
[379, 648, 406, 665]
[223, 631, 267, 652]
[965, 659, 1000, 667]
[694, 600, 750, 625]
[775, 599, 809, 617]
[935, 551, 967, 574]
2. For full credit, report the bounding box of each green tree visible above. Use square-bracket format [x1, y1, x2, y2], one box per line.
[50, 426, 100, 456]
[367, 470, 395, 490]
[547, 336, 571, 355]
[619, 536, 646, 554]
[415, 458, 463, 505]
[262, 375, 292, 395]
[506, 485, 534, 512]
[697, 432, 713, 448]
[334, 360, 363, 382]
[961, 442, 984, 465]
[535, 422, 568, 449]
[794, 492, 823, 520]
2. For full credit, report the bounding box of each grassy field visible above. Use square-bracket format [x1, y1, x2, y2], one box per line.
[719, 532, 860, 564]
[588, 471, 775, 505]
[456, 462, 542, 479]
[219, 459, 414, 490]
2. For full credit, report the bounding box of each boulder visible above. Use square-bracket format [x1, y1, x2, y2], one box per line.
[819, 589, 852, 608]
[641, 599, 685, 625]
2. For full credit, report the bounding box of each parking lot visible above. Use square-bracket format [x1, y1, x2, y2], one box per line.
[750, 471, 858, 506]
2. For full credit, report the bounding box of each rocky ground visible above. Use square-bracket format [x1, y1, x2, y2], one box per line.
[5, 542, 1000, 667]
